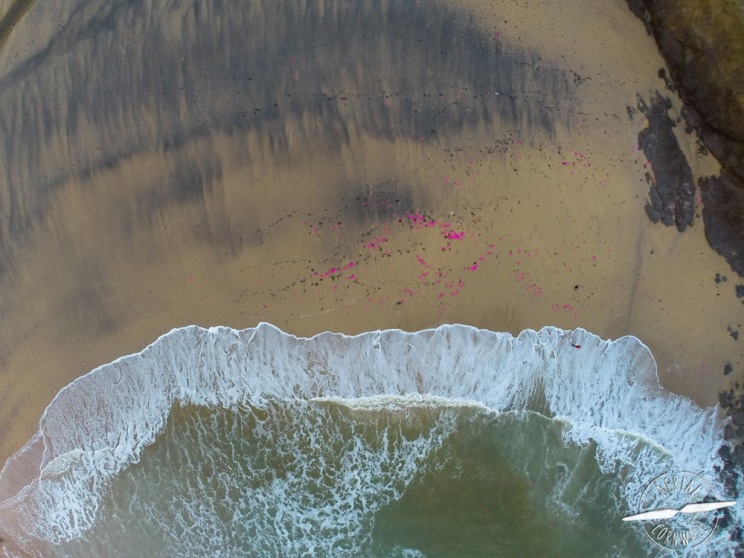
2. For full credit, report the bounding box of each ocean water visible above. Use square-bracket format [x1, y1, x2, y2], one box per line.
[0, 324, 738, 557]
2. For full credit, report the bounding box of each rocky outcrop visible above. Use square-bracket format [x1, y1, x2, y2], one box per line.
[629, 0, 744, 179]
[700, 172, 744, 276]
[628, 0, 744, 276]
[717, 385, 744, 553]
[637, 93, 696, 231]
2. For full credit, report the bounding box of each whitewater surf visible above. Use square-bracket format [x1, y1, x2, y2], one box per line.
[0, 323, 736, 556]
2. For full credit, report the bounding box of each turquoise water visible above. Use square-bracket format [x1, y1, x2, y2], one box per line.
[0, 324, 737, 556]
[58, 401, 652, 557]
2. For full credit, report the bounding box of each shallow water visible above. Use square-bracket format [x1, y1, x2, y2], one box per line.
[57, 401, 655, 557]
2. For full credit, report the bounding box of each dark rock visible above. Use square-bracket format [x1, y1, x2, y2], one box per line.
[729, 527, 744, 558]
[723, 470, 740, 497]
[717, 273, 723, 284]
[628, 0, 744, 182]
[626, 0, 654, 34]
[628, 0, 744, 277]
[725, 362, 734, 375]
[720, 389, 734, 408]
[638, 93, 696, 231]
[725, 423, 737, 440]
[732, 330, 740, 341]
[733, 409, 744, 428]
[720, 443, 733, 464]
[734, 526, 744, 544]
[737, 285, 744, 298]
[657, 67, 676, 91]
[700, 172, 744, 277]
[719, 507, 734, 530]
[680, 104, 703, 132]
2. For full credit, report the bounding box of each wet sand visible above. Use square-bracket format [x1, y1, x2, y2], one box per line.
[0, 0, 742, 468]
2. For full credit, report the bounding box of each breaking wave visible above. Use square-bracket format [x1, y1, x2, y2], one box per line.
[0, 323, 735, 556]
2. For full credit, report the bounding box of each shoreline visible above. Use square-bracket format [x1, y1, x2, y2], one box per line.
[2, 322, 727, 556]
[1, 0, 742, 475]
[0, 321, 724, 493]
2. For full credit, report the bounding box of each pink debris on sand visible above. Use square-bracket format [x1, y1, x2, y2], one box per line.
[312, 262, 356, 279]
[407, 213, 439, 229]
[365, 236, 388, 250]
[551, 302, 576, 312]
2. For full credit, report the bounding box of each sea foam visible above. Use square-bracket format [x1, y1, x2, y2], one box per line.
[0, 323, 734, 556]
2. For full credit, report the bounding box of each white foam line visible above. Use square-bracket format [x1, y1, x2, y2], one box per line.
[0, 322, 731, 556]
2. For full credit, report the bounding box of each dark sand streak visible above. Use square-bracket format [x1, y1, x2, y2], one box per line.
[0, 0, 576, 271]
[0, 0, 36, 53]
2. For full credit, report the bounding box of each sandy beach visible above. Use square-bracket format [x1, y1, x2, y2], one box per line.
[0, 0, 742, 473]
